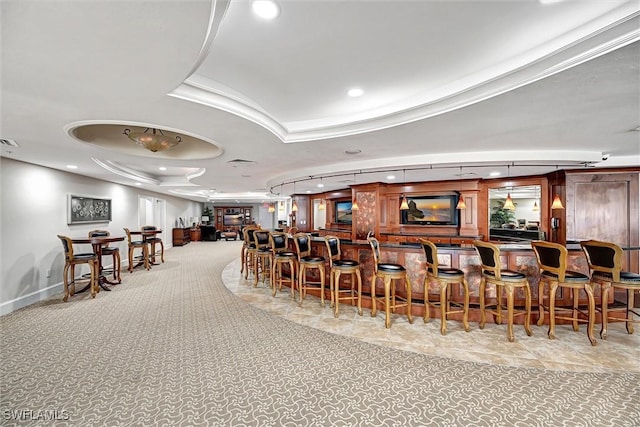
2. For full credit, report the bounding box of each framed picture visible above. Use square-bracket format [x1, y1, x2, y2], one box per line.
[68, 195, 112, 224]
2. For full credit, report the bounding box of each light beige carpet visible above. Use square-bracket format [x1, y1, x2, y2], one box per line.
[1, 241, 638, 426]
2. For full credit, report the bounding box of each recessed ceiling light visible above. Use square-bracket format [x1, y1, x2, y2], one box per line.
[387, 175, 395, 180]
[490, 171, 501, 177]
[135, 182, 142, 186]
[348, 88, 364, 97]
[345, 149, 361, 155]
[159, 166, 167, 171]
[317, 183, 324, 188]
[66, 165, 78, 169]
[252, 0, 279, 20]
[539, 0, 565, 4]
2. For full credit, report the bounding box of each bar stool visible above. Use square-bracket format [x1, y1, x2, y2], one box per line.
[123, 228, 150, 272]
[57, 235, 98, 301]
[269, 232, 297, 298]
[88, 229, 121, 283]
[293, 232, 326, 307]
[141, 225, 164, 264]
[531, 240, 596, 346]
[243, 227, 260, 280]
[580, 240, 640, 339]
[473, 240, 531, 342]
[367, 236, 413, 328]
[324, 235, 363, 318]
[253, 230, 272, 287]
[419, 239, 469, 335]
[241, 225, 260, 276]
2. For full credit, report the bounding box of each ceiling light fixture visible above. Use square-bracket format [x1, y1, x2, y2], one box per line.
[123, 128, 181, 153]
[252, 0, 279, 20]
[351, 172, 359, 211]
[503, 165, 516, 211]
[456, 166, 467, 210]
[318, 199, 325, 210]
[551, 166, 565, 210]
[348, 88, 364, 97]
[400, 169, 409, 210]
[291, 181, 298, 212]
[268, 204, 275, 213]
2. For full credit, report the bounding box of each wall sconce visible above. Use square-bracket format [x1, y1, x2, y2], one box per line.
[551, 195, 565, 210]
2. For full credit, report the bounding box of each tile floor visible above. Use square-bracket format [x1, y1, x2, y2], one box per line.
[223, 260, 639, 373]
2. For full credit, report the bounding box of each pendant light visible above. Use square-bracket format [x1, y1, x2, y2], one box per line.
[351, 172, 359, 211]
[551, 166, 565, 209]
[503, 164, 516, 211]
[456, 166, 467, 210]
[317, 177, 325, 210]
[400, 169, 409, 210]
[291, 181, 298, 212]
[532, 187, 540, 211]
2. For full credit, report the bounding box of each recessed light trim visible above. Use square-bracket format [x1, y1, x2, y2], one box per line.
[252, 0, 279, 20]
[348, 88, 364, 97]
[387, 175, 395, 180]
[66, 165, 78, 169]
[159, 166, 167, 171]
[489, 171, 501, 177]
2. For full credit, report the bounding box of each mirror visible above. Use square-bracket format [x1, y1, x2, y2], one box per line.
[488, 185, 541, 231]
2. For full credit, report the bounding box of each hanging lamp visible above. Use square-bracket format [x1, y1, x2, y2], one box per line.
[351, 172, 359, 211]
[551, 167, 565, 209]
[502, 164, 516, 210]
[400, 169, 409, 210]
[291, 181, 298, 212]
[456, 166, 466, 210]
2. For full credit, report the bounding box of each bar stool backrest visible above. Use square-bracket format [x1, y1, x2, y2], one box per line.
[580, 240, 623, 282]
[89, 229, 112, 248]
[367, 236, 381, 274]
[253, 230, 271, 249]
[473, 240, 504, 281]
[58, 235, 74, 260]
[141, 225, 157, 231]
[419, 239, 441, 276]
[123, 228, 134, 244]
[243, 226, 259, 245]
[531, 240, 568, 282]
[324, 236, 341, 267]
[269, 232, 289, 253]
[293, 233, 312, 259]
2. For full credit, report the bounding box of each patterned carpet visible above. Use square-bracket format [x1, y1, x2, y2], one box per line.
[1, 241, 638, 426]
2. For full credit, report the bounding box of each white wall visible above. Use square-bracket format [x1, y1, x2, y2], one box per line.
[0, 158, 202, 315]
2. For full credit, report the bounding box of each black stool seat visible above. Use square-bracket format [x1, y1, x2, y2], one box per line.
[301, 256, 324, 263]
[436, 267, 465, 277]
[542, 270, 589, 282]
[378, 263, 405, 273]
[593, 271, 640, 283]
[334, 260, 358, 268]
[74, 253, 97, 260]
[275, 251, 297, 258]
[482, 269, 526, 281]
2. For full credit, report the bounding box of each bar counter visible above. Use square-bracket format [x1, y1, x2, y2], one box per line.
[304, 238, 608, 324]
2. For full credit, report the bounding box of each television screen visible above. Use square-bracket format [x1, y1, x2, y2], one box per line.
[223, 214, 243, 226]
[400, 195, 459, 225]
[335, 201, 352, 224]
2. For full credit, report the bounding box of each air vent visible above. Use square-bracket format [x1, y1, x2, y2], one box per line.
[0, 138, 19, 147]
[227, 159, 256, 165]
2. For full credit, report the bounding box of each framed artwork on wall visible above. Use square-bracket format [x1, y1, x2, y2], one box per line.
[67, 195, 112, 224]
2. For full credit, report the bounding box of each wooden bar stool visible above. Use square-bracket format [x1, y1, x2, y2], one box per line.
[88, 229, 121, 283]
[473, 240, 531, 342]
[241, 225, 260, 276]
[123, 228, 150, 272]
[57, 235, 98, 301]
[269, 232, 297, 298]
[419, 239, 469, 335]
[324, 235, 363, 318]
[243, 227, 260, 281]
[580, 240, 640, 339]
[531, 240, 596, 346]
[253, 230, 272, 287]
[141, 225, 164, 264]
[368, 236, 413, 328]
[293, 232, 326, 307]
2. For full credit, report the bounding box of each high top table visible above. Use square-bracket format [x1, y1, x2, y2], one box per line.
[72, 235, 125, 291]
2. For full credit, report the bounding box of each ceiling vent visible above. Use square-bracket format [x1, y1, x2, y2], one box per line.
[227, 159, 256, 165]
[0, 138, 19, 147]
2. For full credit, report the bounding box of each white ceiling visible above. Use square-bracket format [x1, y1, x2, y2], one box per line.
[2, 0, 639, 204]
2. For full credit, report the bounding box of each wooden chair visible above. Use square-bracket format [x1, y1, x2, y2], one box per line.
[367, 236, 413, 328]
[580, 240, 640, 339]
[419, 239, 469, 335]
[473, 240, 531, 342]
[88, 229, 121, 283]
[269, 232, 297, 298]
[531, 240, 596, 346]
[141, 225, 164, 263]
[241, 225, 260, 276]
[324, 235, 362, 318]
[57, 235, 98, 301]
[123, 228, 150, 272]
[293, 232, 326, 307]
[243, 226, 260, 280]
[253, 230, 272, 287]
